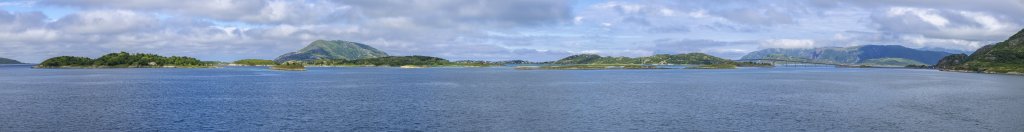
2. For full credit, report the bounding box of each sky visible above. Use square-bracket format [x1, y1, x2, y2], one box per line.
[1, 0, 1023, 63]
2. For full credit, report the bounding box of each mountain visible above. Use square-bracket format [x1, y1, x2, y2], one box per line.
[919, 47, 973, 54]
[0, 57, 22, 64]
[936, 28, 1024, 73]
[858, 58, 926, 66]
[554, 53, 735, 65]
[274, 40, 389, 63]
[741, 45, 953, 65]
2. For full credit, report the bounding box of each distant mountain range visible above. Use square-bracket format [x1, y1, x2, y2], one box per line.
[554, 53, 738, 65]
[274, 40, 390, 63]
[936, 28, 1024, 74]
[0, 57, 22, 64]
[741, 45, 953, 66]
[918, 47, 974, 54]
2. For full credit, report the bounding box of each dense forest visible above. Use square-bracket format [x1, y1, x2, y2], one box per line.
[35, 52, 209, 68]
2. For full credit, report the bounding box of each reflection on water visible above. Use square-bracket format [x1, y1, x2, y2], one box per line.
[1, 65, 1023, 131]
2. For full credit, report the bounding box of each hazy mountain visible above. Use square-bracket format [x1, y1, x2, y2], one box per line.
[741, 45, 953, 65]
[274, 40, 389, 63]
[0, 57, 22, 64]
[936, 28, 1024, 73]
[919, 47, 973, 54]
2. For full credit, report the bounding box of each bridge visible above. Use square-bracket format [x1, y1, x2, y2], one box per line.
[735, 59, 849, 67]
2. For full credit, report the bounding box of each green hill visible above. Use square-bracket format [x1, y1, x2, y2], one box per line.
[0, 57, 22, 64]
[741, 45, 952, 65]
[274, 40, 389, 63]
[936, 28, 1024, 74]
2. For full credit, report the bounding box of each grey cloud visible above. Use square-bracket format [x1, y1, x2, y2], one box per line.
[826, 0, 1024, 19]
[647, 26, 690, 33]
[50, 10, 160, 34]
[336, 0, 573, 28]
[40, 0, 350, 25]
[868, 7, 1021, 41]
[0, 10, 46, 31]
[712, 7, 799, 26]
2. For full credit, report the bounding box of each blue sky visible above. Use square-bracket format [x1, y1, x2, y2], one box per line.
[1, 0, 1023, 63]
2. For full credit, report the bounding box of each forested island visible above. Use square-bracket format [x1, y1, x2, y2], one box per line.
[34, 52, 213, 68]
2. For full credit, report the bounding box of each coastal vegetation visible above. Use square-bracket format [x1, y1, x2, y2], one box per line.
[936, 28, 1024, 74]
[34, 52, 211, 68]
[857, 58, 927, 67]
[0, 57, 22, 64]
[271, 61, 305, 71]
[307, 56, 449, 67]
[516, 64, 661, 70]
[686, 64, 738, 69]
[233, 59, 277, 66]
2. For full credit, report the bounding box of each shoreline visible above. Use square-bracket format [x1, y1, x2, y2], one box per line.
[938, 69, 1024, 76]
[31, 65, 221, 69]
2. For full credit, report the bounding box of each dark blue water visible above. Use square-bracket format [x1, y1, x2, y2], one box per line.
[2, 64, 1023, 131]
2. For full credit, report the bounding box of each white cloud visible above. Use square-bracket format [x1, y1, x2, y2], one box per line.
[872, 6, 1021, 40]
[887, 7, 949, 27]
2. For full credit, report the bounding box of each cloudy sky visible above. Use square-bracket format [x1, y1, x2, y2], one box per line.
[1, 0, 1023, 62]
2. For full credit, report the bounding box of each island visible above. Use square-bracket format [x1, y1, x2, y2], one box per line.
[34, 52, 214, 68]
[0, 57, 22, 64]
